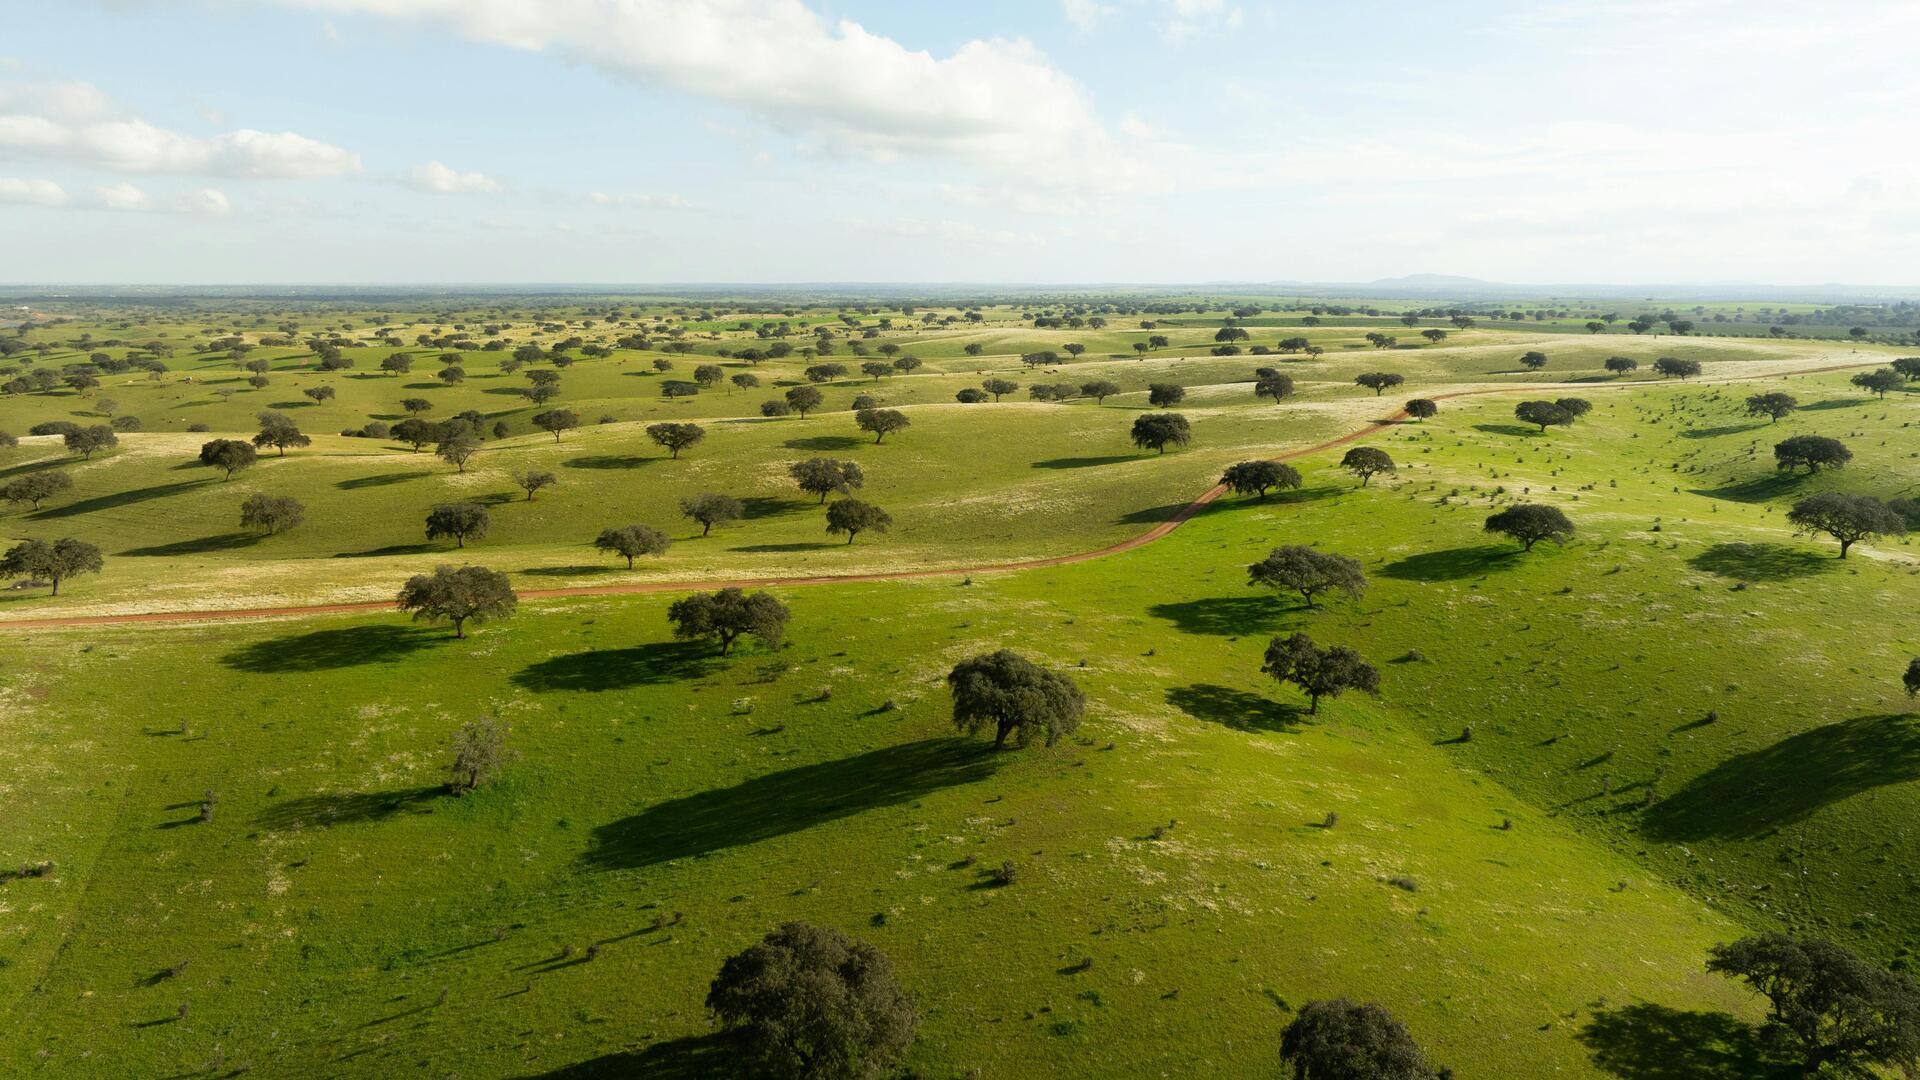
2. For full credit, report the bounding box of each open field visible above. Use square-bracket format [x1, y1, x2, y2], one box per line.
[4, 298, 1920, 1077]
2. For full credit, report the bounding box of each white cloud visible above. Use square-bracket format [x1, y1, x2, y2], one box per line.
[589, 190, 692, 210]
[0, 176, 67, 207]
[1061, 0, 1115, 31]
[407, 160, 501, 193]
[0, 79, 360, 178]
[177, 187, 233, 216]
[95, 181, 153, 210]
[265, 1, 1124, 173]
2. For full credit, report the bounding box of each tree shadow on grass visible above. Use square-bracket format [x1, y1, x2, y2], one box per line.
[122, 532, 262, 557]
[1689, 542, 1832, 581]
[254, 785, 442, 831]
[28, 479, 210, 521]
[1115, 500, 1225, 526]
[1148, 595, 1290, 636]
[1166, 684, 1302, 733]
[336, 470, 431, 490]
[1472, 423, 1543, 437]
[1644, 714, 1920, 841]
[1577, 1004, 1790, 1079]
[521, 1033, 738, 1079]
[511, 640, 718, 692]
[782, 435, 864, 452]
[739, 495, 803, 519]
[1380, 545, 1518, 582]
[519, 565, 619, 577]
[1031, 455, 1136, 470]
[730, 543, 837, 553]
[333, 542, 438, 558]
[1800, 397, 1870, 411]
[582, 738, 996, 870]
[1690, 474, 1805, 504]
[565, 455, 656, 470]
[1680, 422, 1766, 440]
[223, 624, 446, 673]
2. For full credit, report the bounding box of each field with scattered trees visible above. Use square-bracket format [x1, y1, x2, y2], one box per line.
[5, 292, 1920, 1077]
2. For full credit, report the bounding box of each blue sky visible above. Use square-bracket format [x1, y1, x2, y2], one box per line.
[3, 0, 1916, 285]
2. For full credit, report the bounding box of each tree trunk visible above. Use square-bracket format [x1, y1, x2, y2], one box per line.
[50, 576, 60, 596]
[994, 721, 1012, 749]
[625, 555, 635, 569]
[846, 532, 856, 544]
[1307, 693, 1319, 715]
[1839, 539, 1852, 558]
[452, 618, 465, 639]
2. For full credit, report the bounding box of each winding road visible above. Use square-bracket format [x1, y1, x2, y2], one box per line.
[0, 360, 1879, 630]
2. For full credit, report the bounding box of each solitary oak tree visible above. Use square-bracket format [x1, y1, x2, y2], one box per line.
[855, 408, 910, 443]
[425, 502, 491, 548]
[1255, 373, 1295, 404]
[1404, 398, 1438, 421]
[647, 422, 706, 459]
[1221, 460, 1301, 499]
[1340, 446, 1395, 485]
[532, 408, 580, 442]
[1745, 392, 1798, 422]
[667, 587, 789, 655]
[0, 537, 103, 595]
[679, 492, 743, 536]
[1787, 492, 1906, 558]
[198, 438, 257, 479]
[1707, 934, 1920, 1078]
[981, 378, 1018, 402]
[1355, 372, 1404, 396]
[512, 469, 557, 500]
[594, 523, 669, 568]
[1248, 545, 1367, 608]
[2, 471, 73, 509]
[1080, 379, 1121, 404]
[1131, 412, 1191, 454]
[707, 922, 917, 1080]
[785, 385, 824, 417]
[1281, 999, 1440, 1080]
[252, 411, 309, 456]
[239, 493, 304, 535]
[1262, 632, 1380, 714]
[1515, 400, 1573, 432]
[1775, 435, 1851, 473]
[1485, 503, 1575, 551]
[825, 498, 891, 543]
[396, 564, 516, 638]
[790, 457, 865, 503]
[1148, 383, 1186, 407]
[947, 649, 1085, 749]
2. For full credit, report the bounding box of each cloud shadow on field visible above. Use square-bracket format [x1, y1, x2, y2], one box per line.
[511, 640, 719, 692]
[1688, 542, 1832, 581]
[1148, 595, 1290, 636]
[224, 624, 447, 673]
[1644, 714, 1920, 841]
[1577, 1004, 1789, 1080]
[29, 479, 210, 520]
[254, 785, 443, 830]
[1166, 684, 1302, 733]
[1380, 545, 1518, 581]
[583, 738, 996, 870]
[122, 531, 262, 556]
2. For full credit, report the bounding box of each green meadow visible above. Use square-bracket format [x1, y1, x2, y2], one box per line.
[3, 299, 1919, 1076]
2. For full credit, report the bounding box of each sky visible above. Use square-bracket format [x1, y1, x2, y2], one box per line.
[2, 0, 1918, 286]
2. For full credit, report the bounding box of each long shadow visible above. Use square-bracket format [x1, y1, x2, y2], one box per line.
[511, 641, 719, 692]
[1166, 684, 1302, 732]
[254, 785, 442, 831]
[1800, 397, 1870, 411]
[1472, 423, 1543, 437]
[122, 532, 262, 557]
[337, 471, 431, 490]
[565, 455, 656, 470]
[1645, 714, 1920, 841]
[521, 1033, 739, 1079]
[782, 435, 864, 452]
[29, 479, 210, 520]
[0, 458, 67, 481]
[1380, 545, 1518, 582]
[334, 543, 437, 558]
[1115, 500, 1225, 526]
[730, 542, 836, 553]
[1689, 542, 1831, 582]
[1148, 595, 1290, 636]
[738, 495, 803, 519]
[1680, 422, 1765, 440]
[520, 565, 619, 577]
[1691, 473, 1806, 504]
[1031, 455, 1136, 470]
[223, 625, 446, 673]
[582, 738, 997, 870]
[1577, 1004, 1789, 1079]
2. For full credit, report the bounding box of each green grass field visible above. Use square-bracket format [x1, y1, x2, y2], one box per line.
[4, 299, 1919, 1077]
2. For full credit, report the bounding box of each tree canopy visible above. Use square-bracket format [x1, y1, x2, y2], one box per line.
[1485, 502, 1575, 551]
[1708, 933, 1920, 1078]
[0, 537, 102, 595]
[239, 493, 304, 535]
[667, 587, 789, 655]
[1262, 632, 1380, 714]
[1130, 412, 1191, 454]
[1775, 435, 1851, 473]
[1404, 398, 1437, 421]
[1514, 400, 1573, 432]
[532, 408, 580, 441]
[396, 564, 516, 639]
[854, 408, 910, 443]
[1248, 545, 1367, 608]
[424, 502, 490, 548]
[1355, 372, 1404, 395]
[647, 422, 707, 459]
[1281, 999, 1440, 1080]
[680, 492, 743, 536]
[594, 523, 670, 568]
[1745, 392, 1798, 422]
[947, 649, 1085, 750]
[825, 498, 891, 543]
[791, 457, 865, 503]
[1788, 492, 1906, 558]
[1339, 446, 1395, 485]
[198, 438, 257, 479]
[1220, 460, 1302, 499]
[707, 922, 917, 1080]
